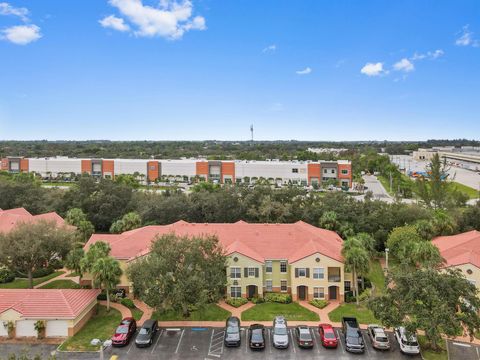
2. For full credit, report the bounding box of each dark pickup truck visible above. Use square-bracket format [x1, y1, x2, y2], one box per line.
[342, 317, 365, 353]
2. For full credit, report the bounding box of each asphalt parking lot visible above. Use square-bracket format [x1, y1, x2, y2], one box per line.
[2, 328, 479, 359]
[98, 326, 421, 360]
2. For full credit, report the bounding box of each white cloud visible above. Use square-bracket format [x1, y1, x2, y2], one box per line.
[0, 2, 29, 22]
[1, 24, 41, 45]
[262, 44, 276, 53]
[296, 67, 312, 75]
[412, 49, 444, 60]
[393, 58, 414, 72]
[103, 0, 206, 40]
[430, 49, 444, 59]
[455, 25, 479, 47]
[99, 15, 130, 31]
[360, 62, 386, 76]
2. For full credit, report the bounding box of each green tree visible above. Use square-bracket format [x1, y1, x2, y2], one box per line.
[127, 233, 227, 317]
[369, 268, 480, 350]
[110, 212, 142, 233]
[114, 174, 140, 189]
[415, 153, 450, 209]
[319, 211, 339, 231]
[80, 241, 111, 274]
[65, 246, 85, 282]
[90, 256, 122, 311]
[0, 221, 74, 288]
[65, 208, 95, 242]
[342, 238, 370, 305]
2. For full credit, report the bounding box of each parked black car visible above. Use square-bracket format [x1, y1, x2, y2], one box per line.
[224, 316, 241, 347]
[294, 325, 314, 349]
[342, 317, 365, 353]
[248, 324, 265, 350]
[135, 319, 158, 347]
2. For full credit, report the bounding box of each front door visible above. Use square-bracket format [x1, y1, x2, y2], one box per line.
[247, 285, 257, 298]
[298, 286, 307, 300]
[329, 286, 337, 300]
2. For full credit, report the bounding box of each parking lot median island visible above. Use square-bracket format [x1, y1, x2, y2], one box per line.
[241, 302, 319, 322]
[58, 305, 122, 351]
[328, 303, 378, 324]
[152, 303, 231, 321]
[418, 335, 448, 360]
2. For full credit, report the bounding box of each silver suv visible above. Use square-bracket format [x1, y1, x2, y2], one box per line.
[272, 316, 289, 349]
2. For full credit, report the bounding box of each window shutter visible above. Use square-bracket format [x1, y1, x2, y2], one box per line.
[306, 268, 310, 278]
[238, 269, 241, 278]
[255, 268, 259, 278]
[244, 268, 248, 277]
[295, 268, 299, 278]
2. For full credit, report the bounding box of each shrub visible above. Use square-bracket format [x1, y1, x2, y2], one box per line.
[358, 288, 372, 303]
[309, 299, 329, 309]
[0, 268, 15, 284]
[97, 292, 107, 301]
[31, 267, 53, 278]
[264, 292, 292, 304]
[345, 291, 356, 303]
[48, 258, 64, 270]
[250, 296, 265, 304]
[226, 297, 248, 308]
[121, 298, 135, 309]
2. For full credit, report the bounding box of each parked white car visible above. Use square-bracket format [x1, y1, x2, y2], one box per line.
[394, 327, 420, 355]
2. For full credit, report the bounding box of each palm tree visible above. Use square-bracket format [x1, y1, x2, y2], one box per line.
[65, 246, 85, 282]
[91, 256, 122, 311]
[342, 239, 369, 305]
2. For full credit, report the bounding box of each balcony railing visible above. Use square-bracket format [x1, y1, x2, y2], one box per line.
[328, 275, 341, 282]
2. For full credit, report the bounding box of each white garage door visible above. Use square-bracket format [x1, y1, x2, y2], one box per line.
[16, 320, 36, 337]
[0, 321, 8, 336]
[46, 320, 68, 337]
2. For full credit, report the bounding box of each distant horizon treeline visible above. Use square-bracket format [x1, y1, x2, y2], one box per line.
[1, 139, 479, 160]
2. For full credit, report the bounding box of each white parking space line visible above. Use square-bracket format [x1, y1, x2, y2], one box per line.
[151, 329, 164, 354]
[311, 327, 320, 353]
[267, 328, 272, 353]
[208, 328, 225, 358]
[290, 329, 296, 353]
[174, 329, 185, 354]
[245, 329, 249, 353]
[476, 346, 479, 360]
[336, 329, 345, 354]
[453, 342, 472, 347]
[126, 338, 135, 354]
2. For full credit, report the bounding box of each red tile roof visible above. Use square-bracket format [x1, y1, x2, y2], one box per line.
[432, 230, 480, 268]
[0, 289, 100, 319]
[0, 208, 70, 234]
[85, 220, 345, 263]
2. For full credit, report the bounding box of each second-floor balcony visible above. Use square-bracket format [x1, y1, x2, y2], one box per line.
[328, 267, 341, 282]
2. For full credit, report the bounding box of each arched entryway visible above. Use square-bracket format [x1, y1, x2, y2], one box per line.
[297, 285, 308, 301]
[246, 285, 258, 299]
[328, 286, 339, 300]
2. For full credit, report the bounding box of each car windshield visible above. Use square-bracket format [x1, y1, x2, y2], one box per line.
[274, 327, 288, 335]
[227, 326, 238, 334]
[139, 328, 150, 335]
[299, 332, 312, 341]
[324, 331, 335, 339]
[251, 330, 263, 341]
[116, 326, 128, 334]
[376, 336, 388, 342]
[402, 339, 419, 347]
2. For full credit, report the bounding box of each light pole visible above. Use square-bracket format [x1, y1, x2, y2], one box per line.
[385, 248, 389, 271]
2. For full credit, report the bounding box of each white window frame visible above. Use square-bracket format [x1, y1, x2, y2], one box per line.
[280, 280, 287, 292]
[248, 267, 256, 278]
[230, 286, 241, 298]
[313, 287, 325, 299]
[230, 267, 241, 279]
[313, 267, 324, 280]
[280, 261, 287, 273]
[265, 261, 273, 274]
[298, 268, 306, 277]
[265, 279, 273, 292]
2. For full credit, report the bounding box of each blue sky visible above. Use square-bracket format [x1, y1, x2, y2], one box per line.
[0, 0, 479, 141]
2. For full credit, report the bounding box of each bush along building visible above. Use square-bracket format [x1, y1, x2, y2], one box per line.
[83, 221, 353, 302]
[1, 157, 352, 188]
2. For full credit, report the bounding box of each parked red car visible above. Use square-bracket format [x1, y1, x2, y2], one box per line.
[111, 317, 137, 346]
[318, 323, 338, 348]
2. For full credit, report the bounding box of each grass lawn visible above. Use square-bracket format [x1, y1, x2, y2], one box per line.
[132, 307, 144, 321]
[66, 272, 79, 277]
[418, 335, 448, 360]
[59, 305, 121, 351]
[368, 259, 386, 296]
[39, 279, 80, 289]
[450, 182, 479, 199]
[241, 302, 319, 322]
[0, 271, 65, 289]
[153, 303, 230, 321]
[328, 303, 378, 324]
